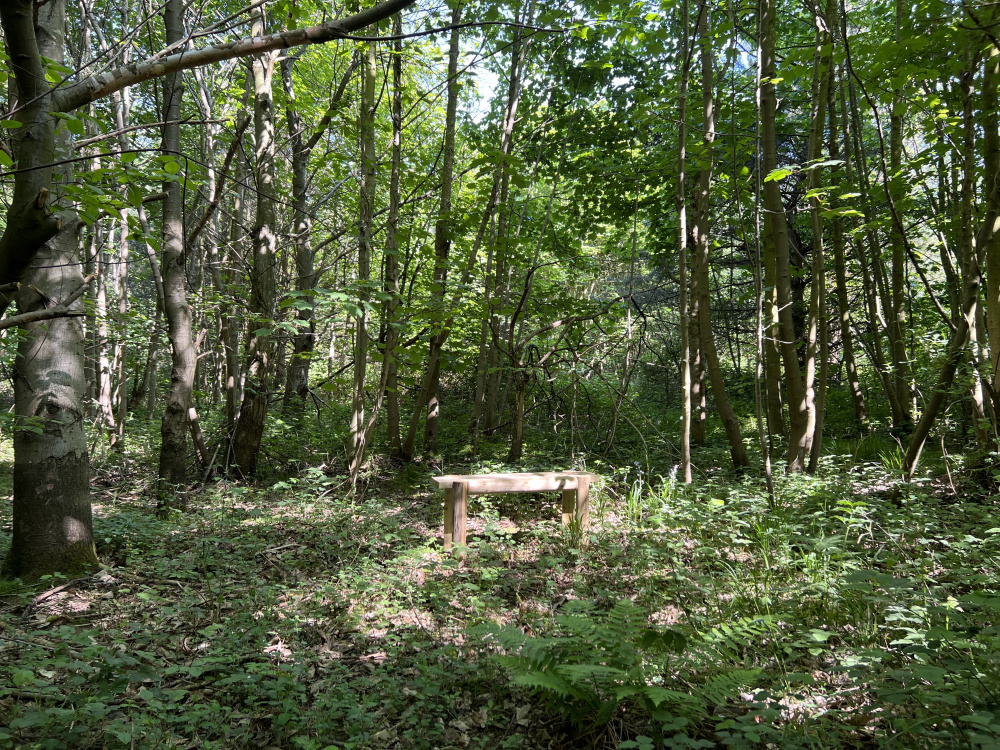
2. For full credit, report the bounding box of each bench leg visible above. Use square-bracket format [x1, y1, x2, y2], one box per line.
[561, 489, 575, 527]
[577, 480, 590, 541]
[443, 487, 454, 552]
[453, 481, 468, 556]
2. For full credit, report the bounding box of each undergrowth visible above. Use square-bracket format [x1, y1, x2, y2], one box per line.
[0, 423, 999, 748]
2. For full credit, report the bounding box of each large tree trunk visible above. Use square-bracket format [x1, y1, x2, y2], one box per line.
[157, 0, 196, 502]
[692, 0, 748, 468]
[4, 228, 98, 579]
[2, 0, 98, 579]
[230, 9, 279, 478]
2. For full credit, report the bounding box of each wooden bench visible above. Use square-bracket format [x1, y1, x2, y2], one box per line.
[430, 471, 599, 552]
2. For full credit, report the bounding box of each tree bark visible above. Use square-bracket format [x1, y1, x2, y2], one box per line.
[761, 0, 809, 471]
[888, 0, 912, 429]
[385, 15, 405, 459]
[692, 0, 748, 468]
[677, 0, 692, 484]
[230, 8, 279, 478]
[348, 32, 379, 474]
[983, 41, 1000, 406]
[401, 6, 463, 459]
[281, 55, 358, 412]
[805, 0, 834, 471]
[158, 0, 196, 502]
[2, 0, 98, 579]
[827, 66, 867, 431]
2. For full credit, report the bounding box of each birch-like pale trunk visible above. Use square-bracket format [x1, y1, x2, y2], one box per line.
[677, 0, 692, 484]
[805, 0, 834, 471]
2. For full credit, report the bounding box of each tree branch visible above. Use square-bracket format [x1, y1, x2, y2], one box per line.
[53, 0, 418, 113]
[0, 273, 95, 331]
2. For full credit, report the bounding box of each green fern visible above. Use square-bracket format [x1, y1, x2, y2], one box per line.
[468, 599, 691, 729]
[467, 602, 779, 733]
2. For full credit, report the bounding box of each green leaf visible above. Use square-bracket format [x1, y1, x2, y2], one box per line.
[12, 669, 33, 687]
[764, 166, 796, 183]
[1, 120, 22, 129]
[0, 151, 13, 168]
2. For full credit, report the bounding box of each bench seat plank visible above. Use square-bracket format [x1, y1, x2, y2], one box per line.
[431, 471, 599, 495]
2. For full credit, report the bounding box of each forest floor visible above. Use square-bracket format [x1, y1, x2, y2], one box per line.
[2, 433, 1000, 749]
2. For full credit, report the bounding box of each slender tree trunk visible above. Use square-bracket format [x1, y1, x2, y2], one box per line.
[691, 0, 748, 468]
[348, 35, 378, 472]
[423, 5, 463, 454]
[762, 0, 809, 471]
[842, 79, 901, 423]
[828, 67, 867, 430]
[157, 0, 196, 502]
[223, 150, 247, 435]
[281, 59, 317, 413]
[113, 212, 129, 448]
[385, 15, 405, 459]
[805, 0, 834, 471]
[230, 9, 279, 478]
[135, 204, 164, 416]
[888, 0, 912, 430]
[280, 56, 358, 413]
[677, 0, 692, 484]
[472, 8, 531, 444]
[959, 57, 988, 444]
[401, 6, 462, 459]
[983, 41, 1000, 405]
[508, 371, 528, 462]
[96, 228, 116, 439]
[688, 242, 706, 448]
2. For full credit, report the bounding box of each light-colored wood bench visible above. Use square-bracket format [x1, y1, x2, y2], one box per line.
[430, 471, 599, 552]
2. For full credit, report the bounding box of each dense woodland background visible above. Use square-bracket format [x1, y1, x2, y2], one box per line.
[2, 0, 1000, 746]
